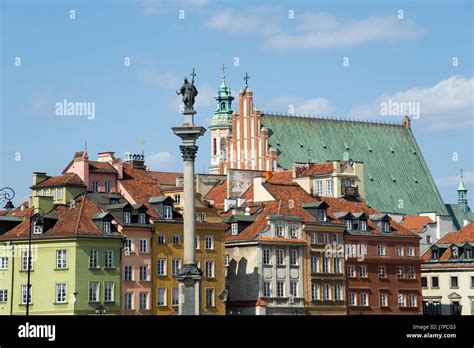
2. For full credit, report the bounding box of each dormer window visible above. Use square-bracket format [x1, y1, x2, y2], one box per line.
[103, 221, 111, 234]
[275, 225, 284, 237]
[173, 194, 181, 205]
[164, 206, 173, 220]
[452, 247, 459, 259]
[289, 226, 298, 238]
[110, 198, 119, 204]
[360, 220, 367, 231]
[231, 223, 238, 236]
[382, 221, 391, 232]
[124, 212, 131, 224]
[139, 213, 146, 224]
[432, 249, 439, 260]
[345, 219, 353, 231]
[33, 223, 43, 235]
[317, 209, 327, 222]
[465, 248, 472, 259]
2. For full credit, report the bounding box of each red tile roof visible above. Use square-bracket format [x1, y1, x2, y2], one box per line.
[32, 173, 85, 188]
[295, 162, 334, 177]
[400, 216, 435, 233]
[268, 170, 293, 182]
[89, 161, 117, 174]
[204, 180, 227, 208]
[437, 221, 474, 244]
[150, 171, 182, 186]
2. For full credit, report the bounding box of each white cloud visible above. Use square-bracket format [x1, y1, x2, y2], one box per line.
[146, 152, 181, 171]
[349, 75, 474, 131]
[139, 0, 208, 16]
[265, 96, 332, 116]
[436, 171, 474, 188]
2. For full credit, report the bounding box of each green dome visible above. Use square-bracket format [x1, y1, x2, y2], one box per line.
[211, 77, 234, 128]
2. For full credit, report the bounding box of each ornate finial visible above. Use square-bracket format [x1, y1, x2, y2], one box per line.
[461, 168, 464, 179]
[140, 138, 146, 156]
[221, 64, 226, 81]
[243, 72, 250, 89]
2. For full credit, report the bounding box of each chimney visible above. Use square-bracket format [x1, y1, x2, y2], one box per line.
[124, 153, 145, 169]
[97, 151, 115, 164]
[402, 115, 411, 129]
[73, 151, 90, 190]
[32, 172, 47, 186]
[32, 195, 54, 213]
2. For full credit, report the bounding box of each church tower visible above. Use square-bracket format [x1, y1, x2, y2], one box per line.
[457, 169, 469, 213]
[209, 65, 234, 174]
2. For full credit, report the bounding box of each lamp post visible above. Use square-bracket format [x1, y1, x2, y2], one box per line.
[0, 187, 15, 211]
[95, 304, 107, 315]
[26, 208, 45, 316]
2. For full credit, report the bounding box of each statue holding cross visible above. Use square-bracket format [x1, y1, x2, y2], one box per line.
[177, 68, 199, 112]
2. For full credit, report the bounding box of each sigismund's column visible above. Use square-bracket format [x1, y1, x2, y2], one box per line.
[172, 69, 206, 315]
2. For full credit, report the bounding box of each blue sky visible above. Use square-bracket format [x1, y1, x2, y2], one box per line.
[1, 0, 472, 209]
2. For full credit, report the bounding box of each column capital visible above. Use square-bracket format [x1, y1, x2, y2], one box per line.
[179, 145, 199, 161]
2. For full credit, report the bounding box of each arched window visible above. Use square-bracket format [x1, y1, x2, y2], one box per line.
[212, 138, 217, 156]
[220, 138, 226, 158]
[221, 102, 226, 110]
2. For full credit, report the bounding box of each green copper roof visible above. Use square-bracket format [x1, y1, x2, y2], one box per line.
[457, 178, 466, 191]
[445, 203, 474, 230]
[261, 114, 448, 216]
[211, 78, 234, 128]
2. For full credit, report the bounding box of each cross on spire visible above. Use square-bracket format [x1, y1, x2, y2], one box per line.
[140, 138, 146, 156]
[461, 168, 464, 179]
[243, 72, 250, 88]
[221, 64, 226, 80]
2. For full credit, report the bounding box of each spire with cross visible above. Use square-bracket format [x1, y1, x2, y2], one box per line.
[243, 72, 250, 90]
[221, 64, 226, 81]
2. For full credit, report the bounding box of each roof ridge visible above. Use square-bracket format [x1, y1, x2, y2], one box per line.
[262, 113, 405, 127]
[75, 194, 86, 235]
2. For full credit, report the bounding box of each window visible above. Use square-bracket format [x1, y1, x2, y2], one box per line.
[124, 266, 133, 281]
[277, 249, 284, 265]
[311, 256, 319, 273]
[124, 240, 132, 254]
[124, 293, 133, 310]
[195, 236, 200, 250]
[407, 246, 415, 257]
[0, 290, 7, 303]
[55, 250, 67, 269]
[289, 226, 298, 238]
[139, 293, 148, 310]
[396, 246, 404, 256]
[407, 267, 415, 279]
[452, 247, 459, 259]
[21, 285, 32, 305]
[103, 221, 111, 234]
[334, 284, 342, 300]
[157, 288, 166, 306]
[263, 249, 271, 265]
[276, 282, 285, 297]
[322, 233, 329, 245]
[33, 222, 43, 235]
[105, 181, 111, 193]
[360, 220, 367, 231]
[322, 256, 330, 273]
[172, 288, 179, 307]
[56, 284, 67, 303]
[139, 239, 148, 253]
[398, 293, 406, 307]
[378, 265, 386, 279]
[157, 259, 166, 276]
[408, 294, 417, 307]
[377, 245, 386, 256]
[201, 213, 207, 222]
[323, 284, 330, 300]
[104, 282, 114, 302]
[379, 292, 388, 307]
[471, 276, 474, 288]
[157, 233, 165, 244]
[421, 277, 428, 288]
[105, 250, 114, 268]
[164, 206, 173, 220]
[89, 282, 99, 302]
[231, 223, 238, 235]
[360, 293, 369, 306]
[173, 194, 181, 205]
[124, 212, 131, 224]
[263, 282, 271, 297]
[345, 219, 353, 231]
[92, 181, 99, 192]
[52, 188, 57, 200]
[348, 292, 356, 306]
[311, 283, 319, 300]
[315, 180, 323, 195]
[359, 265, 367, 278]
[333, 233, 339, 244]
[290, 249, 298, 266]
[382, 221, 390, 232]
[206, 288, 215, 307]
[89, 250, 99, 268]
[173, 233, 180, 245]
[205, 236, 214, 250]
[172, 259, 181, 276]
[275, 225, 284, 237]
[58, 188, 63, 200]
[205, 260, 214, 278]
[21, 251, 31, 271]
[432, 249, 439, 260]
[432, 276, 439, 288]
[333, 257, 340, 273]
[290, 282, 298, 297]
[426, 235, 432, 244]
[347, 265, 355, 277]
[140, 266, 148, 281]
[451, 276, 458, 288]
[194, 213, 198, 221]
[139, 213, 146, 224]
[465, 248, 472, 259]
[397, 266, 404, 279]
[225, 254, 230, 267]
[220, 137, 226, 158]
[311, 233, 317, 244]
[318, 209, 327, 222]
[0, 257, 8, 270]
[327, 179, 333, 196]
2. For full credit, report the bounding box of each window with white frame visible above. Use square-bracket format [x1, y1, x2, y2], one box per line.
[407, 267, 415, 279]
[231, 223, 238, 235]
[104, 282, 114, 302]
[290, 249, 298, 266]
[89, 250, 99, 268]
[164, 205, 173, 220]
[33, 222, 43, 235]
[172, 288, 179, 306]
[277, 249, 284, 265]
[195, 236, 200, 249]
[21, 251, 31, 271]
[407, 246, 415, 257]
[139, 292, 148, 310]
[89, 282, 99, 302]
[347, 265, 355, 277]
[311, 283, 319, 300]
[105, 181, 112, 193]
[124, 212, 131, 224]
[289, 226, 298, 238]
[379, 292, 388, 307]
[396, 246, 404, 256]
[124, 239, 132, 254]
[201, 213, 207, 222]
[103, 221, 111, 234]
[318, 209, 327, 222]
[194, 213, 198, 221]
[157, 233, 165, 244]
[397, 266, 404, 279]
[156, 288, 166, 306]
[56, 250, 67, 269]
[360, 220, 367, 231]
[290, 281, 298, 297]
[156, 258, 166, 276]
[311, 233, 317, 244]
[275, 225, 284, 237]
[205, 260, 214, 278]
[173, 194, 181, 205]
[263, 249, 271, 265]
[360, 293, 369, 306]
[139, 213, 146, 224]
[124, 265, 133, 281]
[205, 236, 214, 250]
[348, 292, 356, 306]
[398, 293, 406, 307]
[105, 250, 114, 268]
[382, 221, 390, 232]
[315, 180, 323, 195]
[311, 256, 319, 273]
[92, 181, 99, 192]
[322, 233, 329, 245]
[323, 284, 331, 300]
[322, 255, 330, 273]
[327, 179, 333, 196]
[377, 245, 386, 256]
[345, 219, 353, 231]
[124, 293, 133, 310]
[263, 282, 271, 297]
[139, 239, 148, 253]
[0, 257, 8, 270]
[21, 285, 32, 305]
[408, 293, 417, 307]
[0, 290, 7, 303]
[276, 282, 285, 297]
[58, 188, 64, 200]
[172, 259, 181, 276]
[378, 265, 386, 279]
[333, 257, 341, 273]
[140, 266, 148, 281]
[334, 284, 342, 300]
[333, 233, 339, 244]
[55, 284, 67, 303]
[173, 233, 180, 245]
[359, 265, 367, 278]
[52, 188, 57, 200]
[205, 288, 215, 307]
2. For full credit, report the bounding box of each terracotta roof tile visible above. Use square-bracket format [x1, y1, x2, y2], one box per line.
[149, 171, 182, 186]
[400, 216, 435, 233]
[89, 161, 117, 174]
[295, 162, 334, 177]
[268, 170, 293, 182]
[32, 173, 85, 188]
[437, 221, 474, 244]
[204, 180, 227, 208]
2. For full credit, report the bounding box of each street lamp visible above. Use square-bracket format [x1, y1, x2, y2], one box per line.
[0, 187, 15, 211]
[26, 208, 45, 316]
[95, 304, 107, 315]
